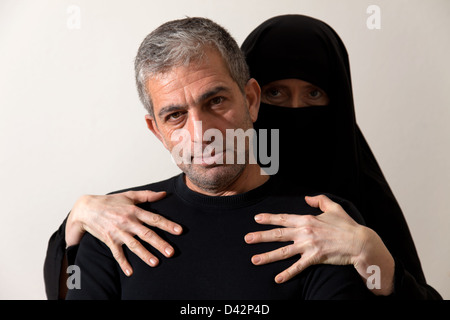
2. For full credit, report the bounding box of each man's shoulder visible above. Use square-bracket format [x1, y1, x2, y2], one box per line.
[272, 180, 366, 226]
[106, 173, 182, 195]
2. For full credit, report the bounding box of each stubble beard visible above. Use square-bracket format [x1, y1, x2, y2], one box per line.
[179, 160, 247, 194]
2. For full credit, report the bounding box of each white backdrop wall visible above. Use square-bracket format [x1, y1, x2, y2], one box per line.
[0, 0, 449, 299]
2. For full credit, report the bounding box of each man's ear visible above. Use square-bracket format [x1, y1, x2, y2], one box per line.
[244, 78, 261, 123]
[145, 114, 168, 149]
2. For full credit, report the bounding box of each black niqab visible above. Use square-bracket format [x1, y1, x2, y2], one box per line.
[241, 14, 441, 299]
[243, 14, 360, 206]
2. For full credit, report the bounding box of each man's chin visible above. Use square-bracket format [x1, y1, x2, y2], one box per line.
[181, 163, 246, 192]
[190, 159, 222, 168]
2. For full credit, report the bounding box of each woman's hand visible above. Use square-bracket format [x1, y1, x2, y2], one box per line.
[244, 194, 395, 295]
[66, 190, 183, 276]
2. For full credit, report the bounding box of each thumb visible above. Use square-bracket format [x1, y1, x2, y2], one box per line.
[125, 190, 167, 204]
[304, 194, 334, 212]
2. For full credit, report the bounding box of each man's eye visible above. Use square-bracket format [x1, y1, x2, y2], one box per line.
[167, 111, 183, 121]
[210, 96, 224, 105]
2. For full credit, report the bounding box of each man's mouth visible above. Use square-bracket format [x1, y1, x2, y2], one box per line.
[191, 151, 224, 167]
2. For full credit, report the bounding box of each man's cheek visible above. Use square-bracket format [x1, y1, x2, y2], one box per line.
[168, 129, 193, 165]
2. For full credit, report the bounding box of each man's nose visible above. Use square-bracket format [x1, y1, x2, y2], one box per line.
[187, 111, 220, 143]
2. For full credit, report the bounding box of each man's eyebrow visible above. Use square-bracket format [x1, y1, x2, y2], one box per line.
[196, 86, 231, 103]
[157, 86, 231, 119]
[158, 104, 187, 119]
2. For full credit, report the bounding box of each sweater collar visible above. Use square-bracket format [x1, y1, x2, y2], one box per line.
[173, 173, 275, 209]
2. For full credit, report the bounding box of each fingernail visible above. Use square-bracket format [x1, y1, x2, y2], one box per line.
[149, 258, 158, 266]
[165, 247, 174, 256]
[245, 234, 253, 243]
[174, 226, 182, 233]
[125, 269, 132, 277]
[254, 215, 262, 222]
[252, 256, 261, 264]
[275, 275, 284, 283]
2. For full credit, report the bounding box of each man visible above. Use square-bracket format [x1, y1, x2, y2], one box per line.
[65, 17, 371, 299]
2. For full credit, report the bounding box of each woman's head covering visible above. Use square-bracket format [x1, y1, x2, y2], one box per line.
[242, 14, 360, 203]
[241, 14, 432, 290]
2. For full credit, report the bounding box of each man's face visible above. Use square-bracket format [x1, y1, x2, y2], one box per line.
[145, 48, 260, 193]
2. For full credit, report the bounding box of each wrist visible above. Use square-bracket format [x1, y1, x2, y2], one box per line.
[353, 226, 395, 296]
[65, 197, 88, 248]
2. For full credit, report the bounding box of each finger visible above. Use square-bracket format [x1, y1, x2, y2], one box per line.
[274, 255, 314, 284]
[134, 224, 175, 258]
[245, 227, 295, 244]
[304, 194, 338, 212]
[121, 232, 160, 267]
[109, 243, 134, 277]
[250, 244, 297, 266]
[136, 208, 183, 235]
[125, 190, 167, 204]
[253, 213, 299, 227]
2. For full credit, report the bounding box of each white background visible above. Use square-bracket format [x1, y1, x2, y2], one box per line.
[0, 0, 449, 299]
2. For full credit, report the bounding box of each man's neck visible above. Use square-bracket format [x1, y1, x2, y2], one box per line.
[185, 164, 269, 196]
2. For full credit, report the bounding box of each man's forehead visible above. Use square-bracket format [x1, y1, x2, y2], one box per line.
[150, 64, 221, 93]
[149, 73, 228, 102]
[147, 54, 236, 110]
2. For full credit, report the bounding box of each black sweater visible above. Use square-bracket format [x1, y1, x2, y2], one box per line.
[65, 174, 373, 300]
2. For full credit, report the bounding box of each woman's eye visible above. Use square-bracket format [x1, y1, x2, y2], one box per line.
[309, 89, 322, 99]
[268, 88, 281, 97]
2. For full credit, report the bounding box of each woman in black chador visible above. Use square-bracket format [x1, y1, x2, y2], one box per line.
[242, 14, 441, 299]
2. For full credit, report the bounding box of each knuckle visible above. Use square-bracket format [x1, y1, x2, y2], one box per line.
[116, 214, 128, 226]
[102, 228, 120, 246]
[294, 262, 304, 273]
[151, 213, 161, 224]
[103, 231, 113, 244]
[127, 238, 140, 250]
[259, 252, 269, 263]
[274, 227, 284, 239]
[122, 207, 139, 224]
[126, 204, 140, 217]
[265, 252, 274, 263]
[141, 228, 156, 241]
[110, 247, 124, 263]
[111, 211, 130, 227]
[280, 246, 290, 258]
[302, 226, 314, 236]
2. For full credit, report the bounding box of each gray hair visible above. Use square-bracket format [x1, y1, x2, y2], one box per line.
[134, 17, 250, 117]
